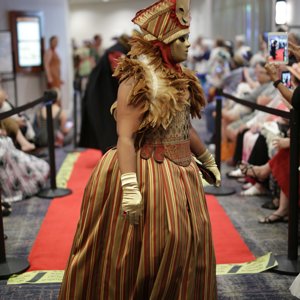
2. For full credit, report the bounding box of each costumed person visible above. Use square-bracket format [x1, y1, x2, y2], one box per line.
[79, 34, 131, 152]
[44, 36, 63, 106]
[59, 0, 220, 299]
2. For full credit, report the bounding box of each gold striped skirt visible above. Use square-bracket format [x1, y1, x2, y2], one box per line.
[58, 149, 216, 300]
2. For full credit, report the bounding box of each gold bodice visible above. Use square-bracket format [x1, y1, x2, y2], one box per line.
[140, 106, 191, 167]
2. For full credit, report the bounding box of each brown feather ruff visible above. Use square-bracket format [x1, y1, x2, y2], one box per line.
[113, 34, 206, 132]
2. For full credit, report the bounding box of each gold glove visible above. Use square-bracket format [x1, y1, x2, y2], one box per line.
[120, 172, 143, 224]
[197, 149, 221, 187]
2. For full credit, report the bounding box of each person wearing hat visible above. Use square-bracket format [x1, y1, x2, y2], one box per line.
[59, 1, 219, 299]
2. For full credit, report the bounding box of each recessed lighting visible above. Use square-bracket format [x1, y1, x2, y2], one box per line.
[275, 0, 287, 25]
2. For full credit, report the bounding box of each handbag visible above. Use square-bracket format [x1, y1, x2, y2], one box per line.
[194, 157, 216, 185]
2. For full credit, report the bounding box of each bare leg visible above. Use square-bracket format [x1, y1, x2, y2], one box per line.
[239, 162, 271, 181]
[259, 190, 289, 223]
[16, 130, 36, 152]
[272, 191, 289, 217]
[225, 126, 239, 143]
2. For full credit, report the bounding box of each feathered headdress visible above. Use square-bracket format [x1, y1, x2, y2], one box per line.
[132, 0, 191, 44]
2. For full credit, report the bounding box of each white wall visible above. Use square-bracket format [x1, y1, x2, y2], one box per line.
[288, 0, 300, 35]
[210, 0, 273, 52]
[0, 0, 72, 114]
[69, 0, 211, 50]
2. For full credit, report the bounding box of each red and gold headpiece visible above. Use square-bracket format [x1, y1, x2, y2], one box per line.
[132, 0, 191, 44]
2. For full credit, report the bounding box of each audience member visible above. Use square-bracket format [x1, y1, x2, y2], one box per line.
[0, 88, 35, 142]
[44, 36, 63, 106]
[238, 59, 300, 223]
[0, 115, 36, 152]
[0, 127, 49, 203]
[90, 34, 104, 64]
[75, 41, 96, 78]
[34, 90, 72, 147]
[234, 35, 252, 62]
[224, 61, 277, 144]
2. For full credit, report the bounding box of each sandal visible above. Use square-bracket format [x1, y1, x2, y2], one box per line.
[239, 162, 266, 183]
[259, 213, 288, 224]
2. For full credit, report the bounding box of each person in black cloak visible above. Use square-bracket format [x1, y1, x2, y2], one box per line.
[79, 34, 131, 152]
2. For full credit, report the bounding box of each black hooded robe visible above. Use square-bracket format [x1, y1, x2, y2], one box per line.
[79, 41, 129, 152]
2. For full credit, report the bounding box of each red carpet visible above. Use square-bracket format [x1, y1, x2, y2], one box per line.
[28, 149, 102, 271]
[206, 194, 255, 264]
[29, 150, 254, 271]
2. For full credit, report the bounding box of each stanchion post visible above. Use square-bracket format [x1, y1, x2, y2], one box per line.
[204, 90, 236, 196]
[46, 99, 57, 190]
[273, 107, 300, 275]
[73, 82, 79, 148]
[215, 92, 222, 170]
[0, 190, 6, 264]
[65, 78, 85, 153]
[73, 77, 81, 148]
[37, 90, 72, 199]
[288, 108, 299, 260]
[0, 189, 29, 279]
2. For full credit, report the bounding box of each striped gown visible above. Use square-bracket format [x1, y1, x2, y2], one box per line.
[58, 109, 216, 300]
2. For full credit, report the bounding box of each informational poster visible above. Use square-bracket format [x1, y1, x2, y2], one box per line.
[16, 17, 42, 67]
[0, 31, 13, 73]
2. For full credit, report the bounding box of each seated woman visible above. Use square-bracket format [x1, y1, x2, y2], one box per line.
[34, 91, 72, 147]
[240, 59, 300, 223]
[0, 117, 35, 152]
[0, 88, 36, 142]
[226, 94, 289, 183]
[0, 127, 50, 203]
[239, 145, 292, 223]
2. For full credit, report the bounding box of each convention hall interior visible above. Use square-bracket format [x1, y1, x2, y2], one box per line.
[0, 0, 300, 299]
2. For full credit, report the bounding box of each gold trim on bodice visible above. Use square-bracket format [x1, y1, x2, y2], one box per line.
[140, 107, 191, 167]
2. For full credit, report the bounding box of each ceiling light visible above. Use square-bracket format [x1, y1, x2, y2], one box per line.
[275, 0, 287, 25]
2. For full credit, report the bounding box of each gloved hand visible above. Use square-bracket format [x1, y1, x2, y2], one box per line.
[121, 172, 143, 224]
[197, 149, 221, 187]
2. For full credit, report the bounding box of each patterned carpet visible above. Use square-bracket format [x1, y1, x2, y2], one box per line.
[0, 119, 299, 299]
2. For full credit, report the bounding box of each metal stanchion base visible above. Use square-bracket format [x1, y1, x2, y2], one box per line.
[64, 147, 86, 154]
[37, 188, 72, 199]
[204, 185, 236, 196]
[0, 257, 29, 279]
[271, 255, 300, 275]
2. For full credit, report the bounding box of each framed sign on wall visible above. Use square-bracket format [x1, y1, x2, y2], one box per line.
[9, 11, 44, 73]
